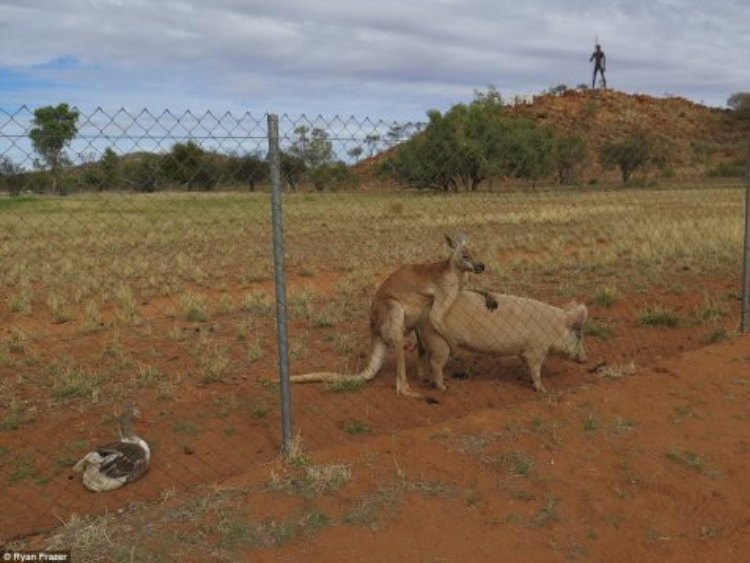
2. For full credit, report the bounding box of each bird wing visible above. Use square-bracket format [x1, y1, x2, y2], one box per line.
[95, 441, 149, 482]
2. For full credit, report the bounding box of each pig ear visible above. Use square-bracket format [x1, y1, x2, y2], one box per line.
[565, 303, 588, 328]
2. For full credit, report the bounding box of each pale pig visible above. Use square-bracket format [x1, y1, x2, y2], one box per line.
[417, 291, 588, 393]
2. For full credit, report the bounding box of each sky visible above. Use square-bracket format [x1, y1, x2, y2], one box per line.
[1, 0, 748, 123]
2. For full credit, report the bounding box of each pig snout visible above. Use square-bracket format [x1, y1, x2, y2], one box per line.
[472, 262, 485, 274]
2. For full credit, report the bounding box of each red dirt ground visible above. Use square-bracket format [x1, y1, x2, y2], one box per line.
[3, 280, 750, 560]
[236, 333, 750, 562]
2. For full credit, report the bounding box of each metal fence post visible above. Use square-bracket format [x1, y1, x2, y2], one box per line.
[267, 113, 294, 454]
[742, 138, 750, 333]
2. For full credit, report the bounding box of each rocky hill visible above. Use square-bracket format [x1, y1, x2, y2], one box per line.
[362, 89, 749, 185]
[507, 89, 748, 180]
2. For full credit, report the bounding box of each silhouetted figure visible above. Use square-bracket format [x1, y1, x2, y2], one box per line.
[590, 44, 607, 89]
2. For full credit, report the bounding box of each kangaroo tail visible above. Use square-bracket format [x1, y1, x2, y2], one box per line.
[290, 339, 386, 384]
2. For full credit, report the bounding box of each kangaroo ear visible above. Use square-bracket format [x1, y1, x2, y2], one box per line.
[565, 303, 588, 328]
[445, 232, 466, 249]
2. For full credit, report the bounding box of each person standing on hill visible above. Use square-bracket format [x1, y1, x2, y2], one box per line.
[590, 44, 607, 89]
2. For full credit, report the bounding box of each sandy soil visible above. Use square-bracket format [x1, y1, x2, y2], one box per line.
[4, 328, 750, 561]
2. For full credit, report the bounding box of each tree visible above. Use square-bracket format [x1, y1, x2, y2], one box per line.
[381, 90, 507, 191]
[364, 134, 380, 157]
[28, 103, 80, 194]
[554, 135, 587, 185]
[600, 134, 666, 184]
[130, 154, 162, 193]
[311, 161, 359, 191]
[548, 84, 569, 96]
[380, 108, 462, 191]
[347, 146, 364, 164]
[290, 127, 334, 170]
[380, 88, 555, 191]
[163, 140, 218, 190]
[727, 92, 750, 121]
[502, 123, 555, 188]
[288, 127, 335, 189]
[280, 152, 306, 192]
[233, 153, 268, 191]
[100, 147, 120, 191]
[0, 156, 24, 195]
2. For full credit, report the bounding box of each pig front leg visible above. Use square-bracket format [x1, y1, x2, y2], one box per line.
[522, 350, 548, 393]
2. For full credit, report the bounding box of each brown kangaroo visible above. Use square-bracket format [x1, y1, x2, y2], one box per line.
[290, 234, 486, 398]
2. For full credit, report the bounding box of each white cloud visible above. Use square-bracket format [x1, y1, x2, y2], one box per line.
[0, 0, 748, 118]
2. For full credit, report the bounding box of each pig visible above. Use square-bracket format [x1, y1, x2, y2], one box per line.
[416, 291, 588, 393]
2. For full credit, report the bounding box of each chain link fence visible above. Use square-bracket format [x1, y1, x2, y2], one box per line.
[1, 103, 748, 540]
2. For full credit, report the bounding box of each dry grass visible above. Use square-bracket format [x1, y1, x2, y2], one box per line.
[0, 186, 742, 410]
[1, 187, 742, 329]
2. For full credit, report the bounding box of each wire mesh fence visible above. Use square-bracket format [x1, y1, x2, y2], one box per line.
[1, 102, 747, 540]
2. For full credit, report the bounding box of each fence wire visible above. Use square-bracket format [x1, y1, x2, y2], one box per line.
[0, 104, 747, 541]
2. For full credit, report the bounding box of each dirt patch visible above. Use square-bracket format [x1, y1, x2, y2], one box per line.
[0, 272, 741, 543]
[9, 334, 750, 561]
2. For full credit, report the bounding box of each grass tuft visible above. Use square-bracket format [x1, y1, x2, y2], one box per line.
[637, 306, 681, 328]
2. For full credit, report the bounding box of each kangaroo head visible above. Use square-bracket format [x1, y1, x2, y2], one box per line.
[561, 303, 588, 363]
[445, 233, 485, 274]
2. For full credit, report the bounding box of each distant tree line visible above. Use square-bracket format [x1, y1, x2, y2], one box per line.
[0, 104, 361, 195]
[4, 93, 748, 196]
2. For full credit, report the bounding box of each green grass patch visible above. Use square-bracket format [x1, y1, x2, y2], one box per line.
[533, 495, 560, 527]
[0, 400, 28, 431]
[592, 287, 619, 308]
[52, 368, 101, 400]
[665, 449, 720, 477]
[504, 451, 535, 477]
[9, 457, 37, 483]
[324, 378, 366, 393]
[637, 306, 682, 328]
[583, 414, 600, 432]
[706, 328, 731, 344]
[692, 300, 727, 324]
[585, 320, 614, 340]
[343, 419, 371, 435]
[180, 293, 210, 322]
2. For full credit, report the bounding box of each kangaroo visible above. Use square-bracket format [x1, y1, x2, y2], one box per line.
[290, 233, 486, 398]
[416, 291, 588, 393]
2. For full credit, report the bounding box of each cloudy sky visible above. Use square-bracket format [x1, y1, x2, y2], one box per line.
[1, 0, 748, 121]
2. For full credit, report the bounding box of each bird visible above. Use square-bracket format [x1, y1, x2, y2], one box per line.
[73, 406, 150, 492]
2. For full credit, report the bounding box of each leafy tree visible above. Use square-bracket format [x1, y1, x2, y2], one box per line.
[233, 153, 268, 191]
[727, 92, 750, 121]
[280, 152, 306, 192]
[347, 146, 364, 164]
[290, 126, 334, 169]
[311, 161, 359, 191]
[386, 124, 410, 146]
[381, 90, 510, 191]
[380, 109, 460, 191]
[364, 134, 381, 157]
[100, 147, 120, 191]
[163, 140, 218, 190]
[0, 155, 24, 195]
[502, 123, 555, 188]
[288, 126, 336, 189]
[554, 135, 587, 185]
[128, 153, 163, 193]
[548, 84, 569, 96]
[380, 88, 557, 191]
[28, 103, 80, 193]
[600, 134, 669, 184]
